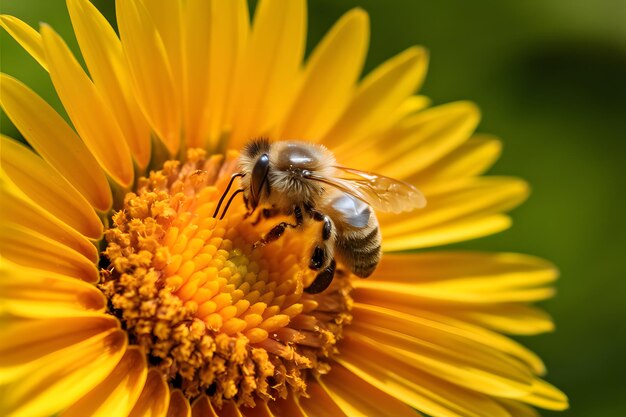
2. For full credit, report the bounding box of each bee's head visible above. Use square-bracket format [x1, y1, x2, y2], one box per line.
[239, 139, 337, 211]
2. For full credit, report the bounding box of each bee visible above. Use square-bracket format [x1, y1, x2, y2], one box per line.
[214, 138, 426, 294]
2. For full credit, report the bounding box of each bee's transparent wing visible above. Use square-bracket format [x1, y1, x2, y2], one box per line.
[309, 166, 426, 213]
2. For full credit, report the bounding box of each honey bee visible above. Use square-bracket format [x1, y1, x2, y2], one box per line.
[214, 138, 426, 293]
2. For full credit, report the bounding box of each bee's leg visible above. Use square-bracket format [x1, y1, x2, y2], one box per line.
[253, 206, 303, 249]
[308, 211, 333, 270]
[304, 259, 336, 294]
[303, 210, 339, 293]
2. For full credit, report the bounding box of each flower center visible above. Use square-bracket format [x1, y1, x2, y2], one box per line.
[99, 149, 352, 407]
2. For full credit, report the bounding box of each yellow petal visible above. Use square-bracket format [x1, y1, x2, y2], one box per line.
[116, 0, 181, 155]
[394, 95, 432, 118]
[229, 0, 306, 148]
[142, 0, 183, 81]
[356, 279, 554, 305]
[1, 328, 126, 417]
[143, 0, 185, 140]
[373, 251, 554, 283]
[357, 252, 557, 305]
[1, 173, 98, 261]
[497, 399, 540, 417]
[521, 379, 569, 411]
[412, 134, 502, 190]
[380, 101, 480, 179]
[346, 325, 533, 398]
[320, 364, 422, 417]
[380, 177, 529, 248]
[451, 305, 554, 335]
[0, 315, 118, 373]
[40, 24, 134, 187]
[61, 347, 147, 417]
[129, 369, 170, 417]
[183, 0, 251, 149]
[67, 0, 151, 168]
[190, 396, 217, 417]
[383, 214, 512, 250]
[366, 252, 557, 304]
[142, 1, 183, 86]
[351, 303, 540, 373]
[201, 0, 249, 150]
[394, 307, 548, 377]
[337, 335, 510, 417]
[0, 264, 105, 318]
[337, 101, 480, 176]
[370, 251, 557, 289]
[0, 15, 46, 70]
[279, 8, 369, 141]
[348, 306, 538, 394]
[298, 382, 348, 417]
[0, 224, 99, 283]
[364, 94, 433, 141]
[1, 136, 103, 239]
[325, 46, 429, 150]
[166, 390, 191, 417]
[181, 0, 211, 148]
[0, 74, 112, 211]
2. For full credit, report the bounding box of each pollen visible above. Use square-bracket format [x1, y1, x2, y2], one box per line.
[99, 150, 352, 407]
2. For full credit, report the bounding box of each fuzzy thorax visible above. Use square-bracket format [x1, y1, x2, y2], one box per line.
[239, 139, 337, 210]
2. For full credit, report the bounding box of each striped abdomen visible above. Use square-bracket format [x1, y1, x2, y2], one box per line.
[326, 193, 382, 278]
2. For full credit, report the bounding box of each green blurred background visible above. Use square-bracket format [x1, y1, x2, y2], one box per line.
[1, 1, 625, 416]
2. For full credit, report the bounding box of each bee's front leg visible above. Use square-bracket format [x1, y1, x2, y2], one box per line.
[252, 206, 303, 249]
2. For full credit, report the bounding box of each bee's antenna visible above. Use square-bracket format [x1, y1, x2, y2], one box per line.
[213, 173, 244, 218]
[219, 189, 244, 220]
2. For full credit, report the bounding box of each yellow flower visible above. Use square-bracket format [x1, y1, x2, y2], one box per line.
[0, 0, 568, 416]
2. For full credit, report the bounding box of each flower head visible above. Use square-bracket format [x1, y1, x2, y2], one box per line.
[0, 1, 567, 416]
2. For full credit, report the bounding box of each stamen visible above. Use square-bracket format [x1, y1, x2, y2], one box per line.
[99, 149, 353, 407]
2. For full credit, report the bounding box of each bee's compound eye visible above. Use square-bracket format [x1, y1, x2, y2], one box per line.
[302, 170, 312, 178]
[250, 154, 270, 208]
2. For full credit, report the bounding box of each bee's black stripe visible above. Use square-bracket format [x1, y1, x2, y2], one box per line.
[351, 245, 381, 278]
[336, 226, 381, 278]
[357, 247, 381, 266]
[342, 227, 380, 253]
[352, 243, 381, 264]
